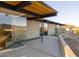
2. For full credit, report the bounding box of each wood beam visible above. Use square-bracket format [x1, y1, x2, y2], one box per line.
[0, 1, 40, 17]
[14, 1, 31, 10]
[0, 1, 57, 19]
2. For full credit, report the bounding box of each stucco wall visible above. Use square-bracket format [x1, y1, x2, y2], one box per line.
[48, 23, 56, 35]
[26, 20, 40, 39]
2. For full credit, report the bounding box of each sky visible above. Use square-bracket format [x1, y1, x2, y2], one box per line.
[44, 1, 79, 27]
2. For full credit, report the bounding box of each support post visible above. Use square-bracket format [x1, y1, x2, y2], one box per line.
[40, 20, 44, 43]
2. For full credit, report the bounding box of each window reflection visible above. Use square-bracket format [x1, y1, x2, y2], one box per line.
[0, 13, 27, 49]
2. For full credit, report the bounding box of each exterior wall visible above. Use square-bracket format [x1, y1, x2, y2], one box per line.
[26, 20, 40, 39]
[48, 23, 56, 35]
[55, 25, 65, 35]
[59, 26, 65, 34]
[12, 20, 40, 41]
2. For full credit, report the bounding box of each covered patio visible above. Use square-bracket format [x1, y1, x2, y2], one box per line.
[0, 1, 57, 49]
[0, 35, 60, 57]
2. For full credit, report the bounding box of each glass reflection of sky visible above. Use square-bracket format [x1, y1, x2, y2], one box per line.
[0, 13, 27, 26]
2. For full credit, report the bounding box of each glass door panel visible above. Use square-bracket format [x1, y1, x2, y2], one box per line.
[11, 15, 27, 42]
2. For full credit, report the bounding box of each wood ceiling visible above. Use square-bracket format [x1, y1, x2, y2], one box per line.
[0, 1, 57, 20]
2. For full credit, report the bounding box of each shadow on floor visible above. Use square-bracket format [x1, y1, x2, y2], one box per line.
[7, 41, 26, 49]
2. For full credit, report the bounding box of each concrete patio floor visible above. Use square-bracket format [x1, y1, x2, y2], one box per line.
[0, 35, 61, 57]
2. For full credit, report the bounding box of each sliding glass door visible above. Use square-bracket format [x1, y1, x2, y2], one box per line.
[0, 13, 12, 49]
[0, 13, 27, 49]
[11, 15, 27, 41]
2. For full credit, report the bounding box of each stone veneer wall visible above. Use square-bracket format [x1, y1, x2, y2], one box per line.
[26, 20, 40, 40]
[48, 23, 56, 35]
